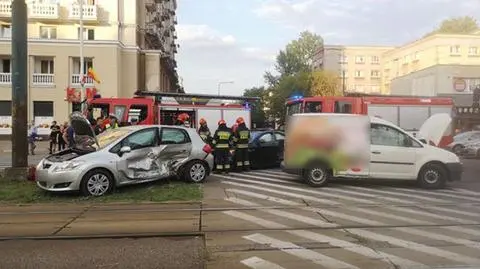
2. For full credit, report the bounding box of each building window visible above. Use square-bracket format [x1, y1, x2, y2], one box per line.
[73, 58, 93, 74]
[40, 60, 54, 74]
[78, 28, 95, 40]
[371, 85, 380, 93]
[355, 70, 363, 77]
[1, 59, 10, 73]
[40, 26, 57, 39]
[339, 55, 348, 63]
[355, 56, 365, 64]
[33, 101, 54, 118]
[371, 70, 380, 77]
[0, 25, 11, 38]
[450, 45, 461, 55]
[371, 56, 380, 64]
[469, 47, 478, 55]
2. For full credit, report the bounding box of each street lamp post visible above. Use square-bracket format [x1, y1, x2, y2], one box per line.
[217, 81, 234, 96]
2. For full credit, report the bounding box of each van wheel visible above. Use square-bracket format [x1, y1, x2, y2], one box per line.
[303, 164, 331, 187]
[184, 161, 208, 183]
[417, 163, 447, 189]
[80, 169, 114, 196]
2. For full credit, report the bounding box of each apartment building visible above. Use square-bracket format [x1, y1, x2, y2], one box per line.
[0, 0, 180, 135]
[318, 45, 394, 94]
[316, 34, 480, 100]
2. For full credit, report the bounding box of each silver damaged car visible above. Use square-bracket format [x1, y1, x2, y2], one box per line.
[36, 112, 214, 196]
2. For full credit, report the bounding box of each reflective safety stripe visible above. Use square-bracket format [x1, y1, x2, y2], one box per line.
[225, 164, 231, 169]
[237, 144, 248, 148]
[239, 131, 249, 140]
[212, 140, 217, 144]
[200, 134, 207, 139]
[218, 131, 231, 140]
[233, 137, 239, 142]
[216, 144, 229, 148]
[237, 162, 243, 166]
[244, 161, 250, 165]
[216, 165, 223, 169]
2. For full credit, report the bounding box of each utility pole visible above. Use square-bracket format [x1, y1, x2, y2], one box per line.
[11, 0, 28, 168]
[79, 0, 86, 112]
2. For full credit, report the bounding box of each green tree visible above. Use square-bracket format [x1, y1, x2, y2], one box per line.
[243, 86, 266, 127]
[310, 70, 343, 96]
[426, 16, 479, 36]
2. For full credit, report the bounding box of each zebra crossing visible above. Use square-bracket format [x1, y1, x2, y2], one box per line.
[206, 169, 480, 269]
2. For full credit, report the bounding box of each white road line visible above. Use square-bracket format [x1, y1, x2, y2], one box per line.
[225, 188, 301, 206]
[243, 233, 361, 269]
[341, 186, 451, 203]
[221, 180, 340, 205]
[244, 172, 414, 204]
[256, 170, 291, 176]
[446, 189, 480, 196]
[223, 210, 287, 229]
[422, 205, 480, 218]
[224, 207, 426, 268]
[225, 173, 377, 204]
[249, 171, 297, 180]
[241, 257, 286, 269]
[226, 197, 335, 227]
[388, 187, 480, 203]
[387, 206, 477, 224]
[346, 229, 480, 264]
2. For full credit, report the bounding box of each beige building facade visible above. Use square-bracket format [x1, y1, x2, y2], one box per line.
[317, 34, 480, 96]
[0, 0, 180, 135]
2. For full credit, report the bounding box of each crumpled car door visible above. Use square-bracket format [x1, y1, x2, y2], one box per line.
[117, 146, 172, 180]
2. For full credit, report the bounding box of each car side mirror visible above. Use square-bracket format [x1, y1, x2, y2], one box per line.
[120, 146, 131, 154]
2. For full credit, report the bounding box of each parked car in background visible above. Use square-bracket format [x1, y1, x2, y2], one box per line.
[36, 112, 213, 196]
[455, 140, 480, 158]
[446, 131, 480, 154]
[248, 129, 285, 168]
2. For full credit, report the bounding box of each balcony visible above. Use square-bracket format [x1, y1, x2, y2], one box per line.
[29, 3, 59, 19]
[32, 74, 54, 86]
[68, 4, 97, 21]
[0, 1, 11, 17]
[0, 72, 10, 84]
[71, 74, 94, 86]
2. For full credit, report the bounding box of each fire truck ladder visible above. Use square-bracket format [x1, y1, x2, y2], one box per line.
[134, 91, 261, 102]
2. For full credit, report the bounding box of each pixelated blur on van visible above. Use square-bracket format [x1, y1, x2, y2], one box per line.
[282, 113, 462, 189]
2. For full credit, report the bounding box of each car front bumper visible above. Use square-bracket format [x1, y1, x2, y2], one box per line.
[35, 161, 84, 192]
[446, 162, 463, 181]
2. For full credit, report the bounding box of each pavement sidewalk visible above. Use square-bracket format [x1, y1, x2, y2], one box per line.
[0, 202, 203, 238]
[0, 141, 50, 154]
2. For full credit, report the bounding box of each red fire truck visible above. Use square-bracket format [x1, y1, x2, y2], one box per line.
[285, 94, 455, 147]
[86, 91, 260, 133]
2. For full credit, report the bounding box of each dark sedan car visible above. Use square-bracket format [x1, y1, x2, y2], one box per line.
[248, 129, 285, 168]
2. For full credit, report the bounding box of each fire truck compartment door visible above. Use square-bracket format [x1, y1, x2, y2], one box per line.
[223, 109, 251, 128]
[197, 109, 222, 133]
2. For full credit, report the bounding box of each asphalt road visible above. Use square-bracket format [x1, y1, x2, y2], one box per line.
[0, 236, 205, 269]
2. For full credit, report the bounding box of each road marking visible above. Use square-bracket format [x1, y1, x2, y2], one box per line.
[243, 233, 361, 269]
[389, 187, 480, 203]
[387, 206, 477, 224]
[256, 170, 289, 176]
[422, 205, 480, 218]
[219, 179, 341, 205]
[446, 189, 480, 196]
[244, 172, 415, 204]
[241, 257, 286, 269]
[224, 204, 426, 269]
[249, 171, 297, 180]
[347, 228, 480, 264]
[225, 188, 301, 206]
[225, 197, 335, 227]
[225, 173, 377, 204]
[340, 185, 448, 203]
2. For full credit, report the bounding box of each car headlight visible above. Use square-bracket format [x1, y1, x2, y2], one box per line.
[52, 160, 85, 173]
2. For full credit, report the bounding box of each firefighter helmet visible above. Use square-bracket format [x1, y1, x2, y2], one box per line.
[236, 117, 245, 124]
[199, 118, 207, 125]
[218, 119, 226, 126]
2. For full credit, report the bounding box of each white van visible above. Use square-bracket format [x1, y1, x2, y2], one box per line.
[282, 113, 462, 189]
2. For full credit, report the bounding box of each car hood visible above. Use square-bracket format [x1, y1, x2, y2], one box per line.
[70, 111, 99, 148]
[418, 113, 451, 147]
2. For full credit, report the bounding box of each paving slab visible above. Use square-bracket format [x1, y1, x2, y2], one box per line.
[0, 223, 62, 237]
[0, 212, 76, 224]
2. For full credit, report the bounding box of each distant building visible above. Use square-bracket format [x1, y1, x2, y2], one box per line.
[0, 0, 180, 135]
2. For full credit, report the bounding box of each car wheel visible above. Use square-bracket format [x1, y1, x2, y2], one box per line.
[184, 161, 208, 183]
[452, 144, 464, 154]
[417, 163, 447, 189]
[303, 164, 331, 187]
[80, 169, 114, 197]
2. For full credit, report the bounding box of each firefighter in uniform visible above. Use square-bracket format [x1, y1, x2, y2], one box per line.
[212, 119, 233, 173]
[233, 117, 251, 171]
[176, 113, 190, 126]
[198, 118, 212, 145]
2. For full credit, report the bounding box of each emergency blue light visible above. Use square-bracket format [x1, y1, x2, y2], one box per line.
[244, 102, 250, 110]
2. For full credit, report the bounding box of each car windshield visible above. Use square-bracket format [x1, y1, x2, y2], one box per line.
[93, 128, 130, 149]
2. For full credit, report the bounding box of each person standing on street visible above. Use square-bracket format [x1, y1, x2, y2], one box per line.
[63, 121, 75, 149]
[28, 120, 39, 155]
[198, 118, 212, 145]
[57, 124, 66, 151]
[212, 119, 233, 174]
[49, 121, 60, 154]
[233, 117, 251, 171]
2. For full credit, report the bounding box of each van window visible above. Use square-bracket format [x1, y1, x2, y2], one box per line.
[371, 124, 421, 147]
[114, 105, 126, 121]
[334, 101, 352, 113]
[305, 101, 322, 113]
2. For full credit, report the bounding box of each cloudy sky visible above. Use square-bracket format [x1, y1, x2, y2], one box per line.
[175, 0, 480, 96]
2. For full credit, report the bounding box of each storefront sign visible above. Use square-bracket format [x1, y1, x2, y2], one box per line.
[453, 78, 467, 92]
